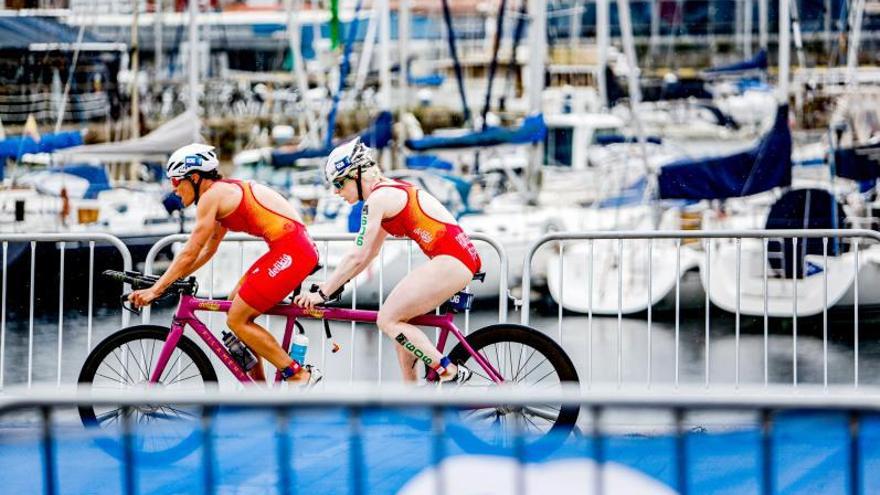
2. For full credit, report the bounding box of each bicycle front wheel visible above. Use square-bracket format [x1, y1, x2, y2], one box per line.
[77, 325, 218, 464]
[448, 323, 579, 455]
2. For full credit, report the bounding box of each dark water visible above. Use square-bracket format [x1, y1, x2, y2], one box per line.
[1, 298, 878, 390]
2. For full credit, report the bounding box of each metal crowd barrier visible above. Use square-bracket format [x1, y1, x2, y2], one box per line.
[1, 383, 878, 495]
[142, 232, 509, 383]
[520, 229, 880, 390]
[0, 234, 132, 391]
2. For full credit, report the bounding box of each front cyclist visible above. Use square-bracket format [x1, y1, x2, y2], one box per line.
[295, 138, 480, 384]
[129, 143, 318, 385]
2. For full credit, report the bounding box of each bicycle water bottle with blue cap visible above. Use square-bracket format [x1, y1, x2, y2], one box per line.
[290, 332, 308, 366]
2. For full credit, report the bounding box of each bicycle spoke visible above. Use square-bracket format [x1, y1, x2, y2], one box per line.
[162, 360, 197, 386]
[160, 405, 199, 420]
[158, 349, 185, 383]
[521, 411, 542, 431]
[95, 408, 123, 426]
[144, 410, 185, 422]
[462, 408, 499, 421]
[517, 359, 552, 384]
[94, 371, 129, 385]
[512, 347, 539, 382]
[505, 342, 512, 379]
[147, 338, 158, 379]
[169, 372, 203, 385]
[136, 340, 152, 380]
[467, 367, 493, 383]
[125, 342, 150, 381]
[523, 405, 561, 420]
[110, 347, 139, 385]
[514, 342, 526, 381]
[95, 361, 130, 384]
[530, 368, 560, 386]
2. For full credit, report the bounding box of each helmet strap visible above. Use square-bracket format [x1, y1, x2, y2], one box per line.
[186, 174, 204, 205]
[355, 162, 364, 202]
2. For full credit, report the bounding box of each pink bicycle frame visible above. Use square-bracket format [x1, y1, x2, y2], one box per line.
[149, 294, 505, 385]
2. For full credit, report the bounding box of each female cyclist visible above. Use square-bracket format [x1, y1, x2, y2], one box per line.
[295, 138, 480, 384]
[129, 143, 319, 385]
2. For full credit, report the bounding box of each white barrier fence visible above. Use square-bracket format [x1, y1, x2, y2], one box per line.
[1, 383, 878, 495]
[520, 229, 880, 390]
[0, 234, 132, 391]
[4, 228, 880, 393]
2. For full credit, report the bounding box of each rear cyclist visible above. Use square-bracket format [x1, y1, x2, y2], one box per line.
[295, 138, 480, 384]
[129, 143, 319, 385]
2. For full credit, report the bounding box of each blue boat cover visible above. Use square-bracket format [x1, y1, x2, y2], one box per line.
[765, 188, 847, 278]
[658, 78, 712, 101]
[703, 50, 768, 75]
[657, 105, 791, 200]
[408, 73, 445, 87]
[833, 141, 880, 181]
[0, 16, 106, 50]
[270, 111, 392, 168]
[405, 113, 546, 151]
[0, 131, 84, 162]
[405, 155, 454, 171]
[594, 135, 663, 146]
[49, 164, 111, 199]
[0, 131, 84, 180]
[694, 103, 740, 130]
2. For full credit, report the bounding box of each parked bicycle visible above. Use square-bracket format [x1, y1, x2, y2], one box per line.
[78, 270, 580, 462]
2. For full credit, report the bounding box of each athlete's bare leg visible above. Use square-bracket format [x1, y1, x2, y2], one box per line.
[228, 281, 267, 382]
[227, 296, 309, 383]
[377, 255, 472, 382]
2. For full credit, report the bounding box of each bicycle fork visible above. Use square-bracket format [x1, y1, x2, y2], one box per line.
[148, 321, 185, 384]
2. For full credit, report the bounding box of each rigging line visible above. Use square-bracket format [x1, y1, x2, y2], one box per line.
[324, 0, 366, 149]
[440, 0, 471, 124]
[481, 0, 509, 129]
[54, 6, 91, 133]
[501, 0, 528, 110]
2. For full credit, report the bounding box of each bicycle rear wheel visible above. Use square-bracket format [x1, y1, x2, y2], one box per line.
[447, 324, 579, 455]
[77, 325, 218, 464]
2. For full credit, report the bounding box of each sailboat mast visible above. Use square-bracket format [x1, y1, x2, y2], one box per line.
[847, 0, 866, 86]
[744, 0, 753, 57]
[596, 0, 609, 109]
[526, 0, 546, 198]
[188, 0, 199, 122]
[286, 0, 318, 144]
[398, 0, 411, 107]
[778, 0, 791, 103]
[154, 0, 163, 80]
[759, 0, 769, 50]
[131, 0, 140, 139]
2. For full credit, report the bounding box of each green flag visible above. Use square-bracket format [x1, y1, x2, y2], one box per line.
[330, 0, 340, 50]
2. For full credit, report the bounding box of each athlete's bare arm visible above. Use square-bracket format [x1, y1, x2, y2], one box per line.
[189, 222, 229, 274]
[295, 189, 401, 308]
[130, 189, 222, 307]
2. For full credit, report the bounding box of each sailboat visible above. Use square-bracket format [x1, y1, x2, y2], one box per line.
[546, 104, 792, 316]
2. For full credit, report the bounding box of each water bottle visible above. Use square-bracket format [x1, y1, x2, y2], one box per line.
[290, 333, 309, 366]
[221, 331, 258, 371]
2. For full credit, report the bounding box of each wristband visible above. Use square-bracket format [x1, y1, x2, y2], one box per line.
[317, 288, 330, 302]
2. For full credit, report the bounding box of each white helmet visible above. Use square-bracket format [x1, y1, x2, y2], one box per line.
[324, 138, 375, 185]
[166, 143, 219, 179]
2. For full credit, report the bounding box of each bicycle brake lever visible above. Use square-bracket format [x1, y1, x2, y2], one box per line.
[120, 293, 142, 316]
